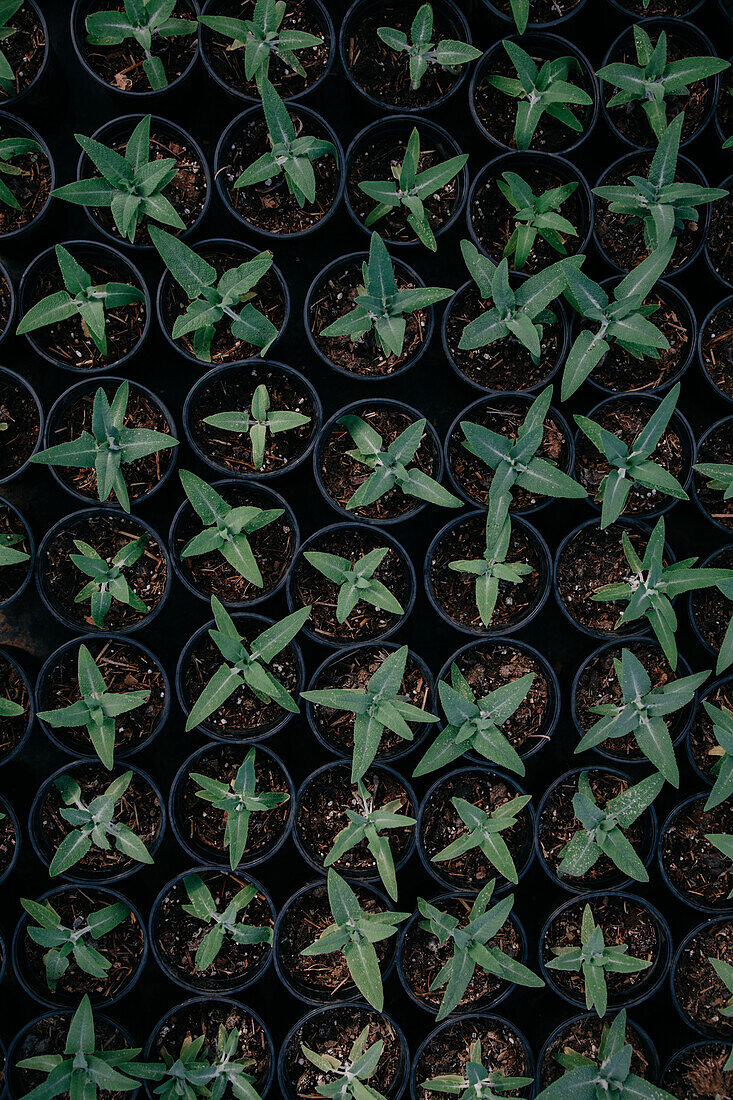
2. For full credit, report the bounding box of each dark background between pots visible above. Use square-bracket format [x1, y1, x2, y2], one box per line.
[0, 0, 731, 1082]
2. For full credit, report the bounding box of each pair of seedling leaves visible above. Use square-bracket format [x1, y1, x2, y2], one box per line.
[377, 3, 481, 92]
[430, 789, 531, 887]
[71, 533, 150, 629]
[202, 382, 311, 470]
[300, 1023, 391, 1100]
[420, 1037, 532, 1099]
[20, 894, 131, 993]
[84, 0, 197, 92]
[305, 544, 405, 625]
[178, 872, 272, 973]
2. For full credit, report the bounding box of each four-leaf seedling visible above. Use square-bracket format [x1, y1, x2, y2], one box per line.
[180, 872, 272, 972]
[203, 383, 310, 470]
[377, 3, 481, 91]
[199, 0, 323, 88]
[497, 170, 580, 269]
[71, 533, 150, 629]
[20, 895, 131, 993]
[303, 544, 405, 626]
[431, 791, 532, 885]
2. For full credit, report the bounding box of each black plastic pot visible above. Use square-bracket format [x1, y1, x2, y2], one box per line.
[661, 1039, 733, 1095]
[273, 876, 399, 1006]
[304, 640, 436, 766]
[469, 34, 599, 155]
[316, 398, 450, 524]
[279, 1003, 409, 1100]
[12, 883, 148, 1009]
[688, 543, 733, 660]
[608, 0, 707, 15]
[18, 240, 151, 373]
[40, 375, 178, 510]
[424, 510, 552, 636]
[304, 250, 437, 381]
[338, 0, 474, 113]
[416, 765, 535, 894]
[0, 366, 42, 484]
[535, 765, 659, 895]
[671, 917, 733, 1040]
[466, 150, 593, 271]
[214, 102, 345, 240]
[0, 111, 54, 241]
[600, 18, 723, 149]
[692, 416, 733, 534]
[344, 115, 469, 248]
[721, 0, 733, 21]
[409, 1013, 534, 1100]
[0, 793, 19, 887]
[36, 507, 172, 634]
[658, 792, 733, 914]
[0, 648, 33, 768]
[705, 172, 733, 291]
[286, 521, 416, 648]
[169, 742, 295, 869]
[70, 0, 201, 100]
[536, 1011, 660, 1093]
[686, 676, 733, 789]
[28, 760, 166, 885]
[0, 258, 15, 347]
[0, 0, 48, 108]
[148, 866, 275, 995]
[183, 360, 320, 481]
[0, 496, 33, 612]
[480, 0, 590, 30]
[699, 295, 733, 406]
[200, 0, 336, 103]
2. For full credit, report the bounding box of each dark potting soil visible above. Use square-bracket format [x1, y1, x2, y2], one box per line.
[661, 796, 733, 909]
[707, 182, 733, 285]
[189, 366, 316, 476]
[0, 3, 45, 101]
[219, 115, 340, 234]
[38, 636, 167, 756]
[688, 680, 733, 781]
[0, 372, 40, 477]
[539, 1016, 653, 1087]
[675, 920, 733, 1035]
[428, 514, 543, 631]
[13, 1015, 133, 1099]
[155, 870, 273, 986]
[0, 806, 16, 875]
[308, 645, 432, 759]
[42, 512, 168, 631]
[79, 0, 197, 93]
[21, 886, 145, 1001]
[318, 407, 439, 520]
[587, 292, 691, 392]
[0, 130, 51, 235]
[310, 261, 429, 376]
[538, 770, 649, 886]
[178, 745, 291, 863]
[445, 283, 562, 391]
[412, 1015, 531, 1099]
[0, 504, 29, 603]
[0, 651, 29, 760]
[291, 526, 410, 643]
[400, 895, 522, 1012]
[491, 0, 584, 18]
[201, 0, 330, 99]
[448, 398, 571, 510]
[691, 546, 733, 652]
[162, 247, 286, 364]
[702, 303, 733, 400]
[663, 1042, 733, 1100]
[420, 768, 530, 891]
[695, 419, 733, 530]
[295, 763, 415, 875]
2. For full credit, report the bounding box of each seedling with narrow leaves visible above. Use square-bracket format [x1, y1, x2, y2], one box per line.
[190, 747, 290, 871]
[708, 958, 733, 1070]
[199, 0, 323, 88]
[303, 544, 405, 625]
[84, 1, 198, 91]
[694, 457, 733, 507]
[0, 525, 28, 569]
[0, 131, 44, 210]
[0, 1, 25, 95]
[17, 246, 145, 358]
[497, 170, 580, 269]
[302, 645, 438, 782]
[184, 596, 309, 732]
[71, 533, 150, 629]
[179, 872, 272, 972]
[0, 694, 22, 718]
[20, 895, 131, 993]
[701, 700, 733, 809]
[446, 501, 533, 629]
[377, 3, 481, 91]
[430, 792, 532, 885]
[134, 1026, 264, 1100]
[421, 1037, 533, 1097]
[705, 833, 733, 902]
[203, 384, 310, 470]
[300, 1024, 389, 1100]
[557, 771, 664, 884]
[320, 231, 452, 358]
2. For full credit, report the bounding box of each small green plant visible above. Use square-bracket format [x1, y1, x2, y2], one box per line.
[303, 545, 405, 626]
[84, 0, 198, 91]
[446, 501, 533, 629]
[0, 131, 44, 210]
[203, 383, 310, 470]
[300, 1024, 390, 1100]
[414, 662, 535, 777]
[497, 170, 580, 269]
[0, 1, 25, 95]
[17, 245, 145, 358]
[418, 880, 543, 1021]
[190, 747, 290, 871]
[557, 771, 664, 884]
[485, 40, 594, 150]
[702, 701, 733, 810]
[574, 384, 688, 529]
[592, 517, 733, 670]
[320, 231, 452, 358]
[20, 895, 131, 993]
[30, 380, 178, 513]
[199, 0, 323, 88]
[0, 525, 28, 569]
[0, 694, 23, 718]
[180, 872, 272, 972]
[694, 458, 733, 504]
[597, 25, 729, 143]
[705, 833, 733, 902]
[334, 408, 461, 512]
[546, 903, 652, 1018]
[431, 791, 532, 884]
[184, 596, 309, 732]
[234, 77, 338, 208]
[709, 956, 733, 1070]
[593, 113, 728, 254]
[178, 469, 284, 590]
[324, 777, 416, 900]
[48, 770, 155, 877]
[377, 3, 481, 90]
[37, 643, 149, 770]
[71, 534, 149, 629]
[135, 1027, 264, 1100]
[53, 116, 187, 243]
[302, 645, 439, 782]
[421, 1037, 534, 1097]
[575, 647, 707, 787]
[357, 126, 467, 251]
[560, 242, 675, 399]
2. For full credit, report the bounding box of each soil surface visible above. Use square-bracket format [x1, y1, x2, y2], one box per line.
[79, 0, 197, 92]
[661, 796, 733, 909]
[0, 651, 29, 760]
[0, 3, 45, 101]
[663, 1041, 733, 1100]
[0, 803, 16, 876]
[0, 372, 40, 478]
[688, 680, 733, 781]
[0, 123, 51, 234]
[702, 303, 733, 400]
[691, 546, 733, 652]
[695, 419, 733, 529]
[707, 176, 733, 285]
[675, 920, 733, 1036]
[0, 504, 30, 605]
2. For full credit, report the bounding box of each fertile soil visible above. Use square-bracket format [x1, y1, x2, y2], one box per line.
[412, 1015, 531, 1100]
[12, 1016, 133, 1099]
[0, 504, 30, 604]
[538, 770, 650, 887]
[707, 181, 733, 285]
[675, 921, 733, 1036]
[694, 419, 733, 530]
[587, 292, 691, 392]
[661, 796, 733, 909]
[539, 1016, 654, 1087]
[688, 680, 733, 782]
[0, 651, 29, 761]
[0, 803, 16, 876]
[702, 303, 733, 399]
[691, 546, 733, 652]
[445, 283, 562, 391]
[0, 3, 45, 101]
[0, 126, 51, 234]
[318, 407, 440, 520]
[178, 745, 291, 864]
[295, 763, 415, 876]
[420, 769, 531, 891]
[310, 260, 430, 376]
[428, 514, 544, 631]
[38, 636, 167, 757]
[79, 0, 197, 93]
[663, 1042, 733, 1100]
[448, 398, 571, 510]
[0, 372, 40, 478]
